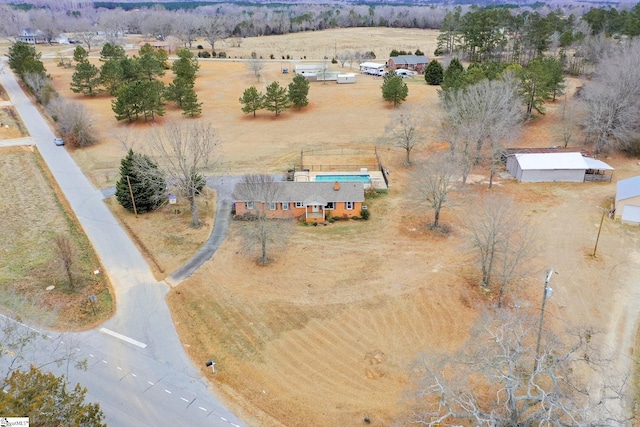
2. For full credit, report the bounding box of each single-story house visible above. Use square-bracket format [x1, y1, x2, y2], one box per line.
[615, 175, 640, 223]
[387, 55, 429, 73]
[359, 62, 386, 76]
[506, 152, 614, 183]
[233, 181, 365, 223]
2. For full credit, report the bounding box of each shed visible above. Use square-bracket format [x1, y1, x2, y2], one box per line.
[337, 73, 356, 84]
[506, 152, 590, 182]
[615, 175, 640, 221]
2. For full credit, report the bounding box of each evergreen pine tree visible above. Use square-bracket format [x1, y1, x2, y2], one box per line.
[115, 149, 166, 213]
[181, 87, 202, 117]
[288, 74, 310, 110]
[71, 60, 101, 95]
[424, 59, 444, 85]
[381, 73, 408, 107]
[263, 81, 290, 116]
[441, 58, 465, 92]
[239, 86, 263, 117]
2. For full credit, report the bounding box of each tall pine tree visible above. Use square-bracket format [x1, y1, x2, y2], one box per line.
[115, 149, 166, 213]
[288, 74, 310, 110]
[263, 81, 290, 116]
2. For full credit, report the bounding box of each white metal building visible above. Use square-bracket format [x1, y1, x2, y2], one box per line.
[506, 152, 612, 183]
[615, 175, 640, 223]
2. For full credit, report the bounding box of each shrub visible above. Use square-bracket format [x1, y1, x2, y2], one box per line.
[360, 208, 370, 220]
[365, 51, 376, 59]
[198, 51, 211, 58]
[211, 51, 217, 57]
[197, 45, 203, 50]
[331, 58, 338, 64]
[47, 98, 97, 147]
[218, 52, 226, 58]
[415, 49, 425, 56]
[270, 53, 275, 59]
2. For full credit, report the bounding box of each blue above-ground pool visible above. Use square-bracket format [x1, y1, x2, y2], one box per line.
[314, 174, 372, 183]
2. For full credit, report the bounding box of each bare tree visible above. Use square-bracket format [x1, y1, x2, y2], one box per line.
[336, 50, 352, 68]
[561, 96, 576, 148]
[53, 233, 75, 290]
[246, 57, 265, 81]
[385, 106, 426, 166]
[174, 13, 203, 48]
[23, 71, 54, 105]
[580, 41, 640, 154]
[148, 121, 220, 228]
[47, 99, 97, 147]
[463, 195, 534, 301]
[201, 16, 227, 51]
[403, 310, 630, 427]
[0, 6, 28, 42]
[412, 152, 458, 230]
[442, 75, 524, 188]
[233, 174, 291, 265]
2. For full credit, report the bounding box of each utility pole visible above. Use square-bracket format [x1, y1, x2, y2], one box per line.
[534, 269, 554, 373]
[592, 206, 606, 258]
[126, 175, 138, 218]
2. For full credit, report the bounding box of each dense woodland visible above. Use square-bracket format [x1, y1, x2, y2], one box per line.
[2, 1, 640, 41]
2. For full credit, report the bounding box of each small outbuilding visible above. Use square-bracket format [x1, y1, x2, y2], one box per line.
[506, 152, 614, 183]
[615, 175, 640, 223]
[337, 73, 356, 84]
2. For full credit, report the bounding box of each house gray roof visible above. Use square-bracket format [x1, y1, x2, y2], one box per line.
[234, 181, 365, 203]
[616, 175, 640, 202]
[389, 55, 429, 65]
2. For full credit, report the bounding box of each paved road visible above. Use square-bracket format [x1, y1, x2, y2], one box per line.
[0, 60, 245, 427]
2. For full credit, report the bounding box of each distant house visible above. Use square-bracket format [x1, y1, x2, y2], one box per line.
[233, 181, 365, 223]
[18, 28, 47, 44]
[506, 152, 614, 183]
[615, 176, 640, 224]
[387, 55, 429, 73]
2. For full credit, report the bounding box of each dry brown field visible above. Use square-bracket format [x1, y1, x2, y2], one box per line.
[3, 28, 639, 426]
[0, 146, 113, 329]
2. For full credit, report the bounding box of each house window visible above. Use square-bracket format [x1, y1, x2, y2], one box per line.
[345, 201, 354, 210]
[269, 202, 277, 210]
[282, 202, 289, 210]
[326, 202, 335, 210]
[295, 202, 304, 208]
[246, 201, 254, 210]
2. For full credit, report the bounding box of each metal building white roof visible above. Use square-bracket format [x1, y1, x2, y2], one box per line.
[583, 157, 614, 171]
[621, 205, 640, 224]
[616, 175, 640, 202]
[514, 152, 588, 170]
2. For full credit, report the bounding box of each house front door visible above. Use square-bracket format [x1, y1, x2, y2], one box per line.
[312, 205, 319, 213]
